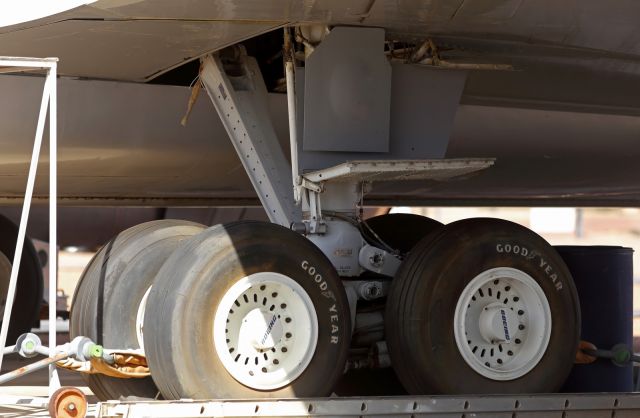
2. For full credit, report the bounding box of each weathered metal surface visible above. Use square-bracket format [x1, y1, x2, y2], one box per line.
[0, 352, 68, 385]
[1, 1, 640, 82]
[200, 54, 299, 226]
[1, 74, 640, 207]
[97, 393, 640, 417]
[303, 159, 494, 184]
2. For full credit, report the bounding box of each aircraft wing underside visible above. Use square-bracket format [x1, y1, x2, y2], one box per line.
[0, 1, 639, 207]
[2, 1, 640, 82]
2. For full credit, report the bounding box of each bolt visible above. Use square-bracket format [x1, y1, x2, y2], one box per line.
[508, 350, 514, 356]
[515, 339, 521, 344]
[497, 359, 503, 364]
[513, 296, 520, 302]
[90, 344, 104, 358]
[518, 324, 525, 330]
[285, 317, 292, 323]
[517, 310, 524, 316]
[370, 253, 384, 267]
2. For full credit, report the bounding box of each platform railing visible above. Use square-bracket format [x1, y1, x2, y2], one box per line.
[0, 56, 59, 393]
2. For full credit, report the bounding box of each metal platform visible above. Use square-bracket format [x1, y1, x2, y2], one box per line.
[303, 158, 495, 184]
[95, 393, 640, 418]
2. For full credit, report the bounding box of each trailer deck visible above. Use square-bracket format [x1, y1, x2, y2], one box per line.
[3, 392, 640, 418]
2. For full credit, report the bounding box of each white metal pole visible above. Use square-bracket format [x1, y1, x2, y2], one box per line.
[48, 63, 60, 393]
[284, 29, 301, 204]
[0, 74, 52, 373]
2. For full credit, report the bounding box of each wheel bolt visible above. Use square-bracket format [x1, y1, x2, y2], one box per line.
[273, 359, 279, 365]
[272, 292, 278, 298]
[285, 332, 292, 338]
[484, 362, 490, 367]
[280, 303, 287, 309]
[282, 347, 288, 353]
[515, 339, 521, 344]
[513, 296, 519, 302]
[505, 286, 511, 291]
[517, 310, 524, 315]
[285, 317, 292, 323]
[518, 324, 525, 330]
[508, 350, 514, 356]
[260, 285, 266, 291]
[497, 359, 503, 364]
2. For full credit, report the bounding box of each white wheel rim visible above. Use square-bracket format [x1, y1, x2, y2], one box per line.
[213, 272, 318, 390]
[454, 267, 552, 381]
[135, 285, 152, 353]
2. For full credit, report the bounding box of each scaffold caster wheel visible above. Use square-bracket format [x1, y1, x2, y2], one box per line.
[48, 387, 87, 418]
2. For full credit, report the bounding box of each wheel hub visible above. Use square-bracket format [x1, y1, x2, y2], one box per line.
[240, 309, 284, 350]
[454, 267, 552, 381]
[478, 303, 518, 344]
[213, 272, 318, 390]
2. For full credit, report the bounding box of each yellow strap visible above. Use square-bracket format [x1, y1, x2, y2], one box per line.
[56, 352, 150, 378]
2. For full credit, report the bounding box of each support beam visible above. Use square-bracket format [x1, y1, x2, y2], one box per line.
[200, 53, 299, 227]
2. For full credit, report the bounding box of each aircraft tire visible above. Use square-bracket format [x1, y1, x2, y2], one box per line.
[0, 214, 43, 347]
[144, 221, 351, 399]
[334, 213, 443, 396]
[386, 218, 580, 394]
[70, 220, 205, 400]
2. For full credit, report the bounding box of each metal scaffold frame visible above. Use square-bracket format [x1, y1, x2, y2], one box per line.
[0, 56, 59, 393]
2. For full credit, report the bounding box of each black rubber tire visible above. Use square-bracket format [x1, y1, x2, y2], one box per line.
[364, 213, 444, 255]
[69, 220, 206, 400]
[144, 221, 351, 399]
[334, 213, 443, 396]
[386, 218, 580, 394]
[0, 214, 43, 346]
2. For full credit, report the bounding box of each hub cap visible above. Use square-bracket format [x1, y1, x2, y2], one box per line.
[213, 272, 318, 390]
[454, 267, 552, 380]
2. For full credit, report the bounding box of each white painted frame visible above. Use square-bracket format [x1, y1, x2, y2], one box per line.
[0, 56, 59, 393]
